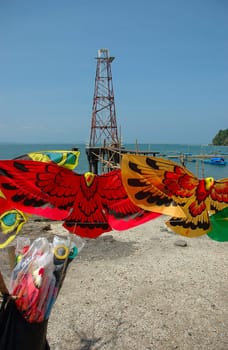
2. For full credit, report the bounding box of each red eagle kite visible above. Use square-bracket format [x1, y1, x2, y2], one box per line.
[0, 160, 159, 239]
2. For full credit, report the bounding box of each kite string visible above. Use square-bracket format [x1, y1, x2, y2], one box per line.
[55, 223, 76, 297]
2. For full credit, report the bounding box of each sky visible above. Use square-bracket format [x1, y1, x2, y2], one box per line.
[0, 0, 227, 145]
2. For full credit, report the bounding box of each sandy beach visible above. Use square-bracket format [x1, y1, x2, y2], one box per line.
[1, 216, 228, 350]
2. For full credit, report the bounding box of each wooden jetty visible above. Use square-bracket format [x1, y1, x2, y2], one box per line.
[167, 154, 228, 160]
[85, 145, 160, 174]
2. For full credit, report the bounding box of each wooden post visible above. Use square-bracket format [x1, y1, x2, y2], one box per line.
[201, 160, 205, 178]
[196, 160, 199, 178]
[135, 139, 139, 154]
[0, 271, 9, 295]
[7, 246, 16, 271]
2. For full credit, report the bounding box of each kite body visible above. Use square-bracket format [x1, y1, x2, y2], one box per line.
[121, 154, 228, 237]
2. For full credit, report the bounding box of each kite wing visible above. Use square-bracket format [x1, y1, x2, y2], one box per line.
[99, 169, 162, 232]
[0, 160, 80, 220]
[107, 197, 161, 231]
[14, 150, 80, 170]
[209, 179, 228, 212]
[0, 150, 80, 248]
[121, 154, 186, 217]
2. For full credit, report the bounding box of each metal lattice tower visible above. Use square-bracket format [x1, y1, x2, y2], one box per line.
[89, 49, 120, 147]
[85, 49, 158, 174]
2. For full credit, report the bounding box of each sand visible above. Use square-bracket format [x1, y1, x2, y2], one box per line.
[1, 216, 228, 350]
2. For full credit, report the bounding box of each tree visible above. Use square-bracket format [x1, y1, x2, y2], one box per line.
[212, 129, 228, 146]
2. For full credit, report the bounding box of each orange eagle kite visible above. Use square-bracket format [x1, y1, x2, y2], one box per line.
[121, 154, 228, 237]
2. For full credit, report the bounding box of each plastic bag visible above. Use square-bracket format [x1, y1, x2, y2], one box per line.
[9, 234, 84, 323]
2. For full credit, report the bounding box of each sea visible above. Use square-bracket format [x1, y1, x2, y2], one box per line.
[0, 143, 227, 180]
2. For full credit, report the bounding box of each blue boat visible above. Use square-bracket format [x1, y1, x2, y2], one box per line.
[204, 157, 227, 166]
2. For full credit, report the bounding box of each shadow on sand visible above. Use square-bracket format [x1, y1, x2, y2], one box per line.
[77, 235, 137, 262]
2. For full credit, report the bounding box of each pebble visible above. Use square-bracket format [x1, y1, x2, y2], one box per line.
[174, 240, 187, 247]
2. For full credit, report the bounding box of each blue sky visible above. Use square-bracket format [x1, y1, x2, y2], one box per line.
[0, 0, 227, 144]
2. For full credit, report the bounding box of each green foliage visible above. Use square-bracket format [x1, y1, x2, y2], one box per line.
[212, 129, 228, 146]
